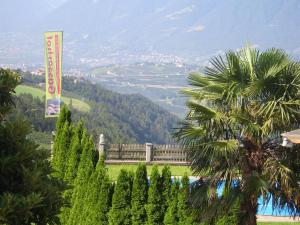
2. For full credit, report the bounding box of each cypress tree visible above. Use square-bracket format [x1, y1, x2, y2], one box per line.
[74, 119, 84, 141]
[161, 165, 172, 214]
[52, 121, 72, 178]
[146, 165, 164, 225]
[177, 173, 194, 225]
[108, 181, 115, 209]
[64, 122, 84, 182]
[74, 130, 93, 183]
[55, 106, 71, 131]
[81, 154, 106, 224]
[108, 169, 132, 225]
[60, 122, 72, 176]
[67, 135, 95, 225]
[91, 171, 111, 225]
[96, 174, 111, 225]
[52, 106, 72, 179]
[60, 123, 84, 224]
[131, 163, 148, 225]
[52, 106, 71, 164]
[128, 170, 134, 199]
[164, 179, 180, 225]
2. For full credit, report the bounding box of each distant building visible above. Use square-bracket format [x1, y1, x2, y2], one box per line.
[31, 68, 44, 76]
[38, 83, 46, 88]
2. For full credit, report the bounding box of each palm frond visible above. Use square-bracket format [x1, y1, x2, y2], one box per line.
[263, 157, 293, 191]
[188, 72, 211, 87]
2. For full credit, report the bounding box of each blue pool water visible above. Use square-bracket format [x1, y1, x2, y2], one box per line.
[187, 178, 290, 216]
[257, 196, 290, 216]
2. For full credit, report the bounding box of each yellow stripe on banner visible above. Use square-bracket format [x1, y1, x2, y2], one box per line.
[44, 31, 63, 118]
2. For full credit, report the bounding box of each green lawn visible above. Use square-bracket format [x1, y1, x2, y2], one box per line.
[15, 85, 90, 112]
[106, 164, 192, 180]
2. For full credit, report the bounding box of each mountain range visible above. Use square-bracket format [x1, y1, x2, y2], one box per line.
[1, 0, 300, 65]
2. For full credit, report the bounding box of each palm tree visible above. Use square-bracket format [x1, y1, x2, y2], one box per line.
[175, 46, 300, 225]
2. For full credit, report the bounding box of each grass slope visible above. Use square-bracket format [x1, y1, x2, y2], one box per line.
[15, 85, 90, 112]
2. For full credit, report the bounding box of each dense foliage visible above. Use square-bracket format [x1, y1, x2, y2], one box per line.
[176, 47, 300, 225]
[131, 164, 148, 225]
[177, 173, 195, 225]
[0, 69, 20, 119]
[146, 165, 164, 225]
[16, 72, 178, 144]
[108, 169, 133, 225]
[50, 108, 200, 224]
[161, 165, 172, 215]
[0, 69, 66, 225]
[163, 179, 180, 225]
[0, 68, 253, 225]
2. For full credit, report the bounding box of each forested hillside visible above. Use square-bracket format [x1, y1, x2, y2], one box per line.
[14, 72, 179, 145]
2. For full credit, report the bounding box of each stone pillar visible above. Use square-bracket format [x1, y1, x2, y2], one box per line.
[98, 134, 106, 158]
[145, 143, 153, 163]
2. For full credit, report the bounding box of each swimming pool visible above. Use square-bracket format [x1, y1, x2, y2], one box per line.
[187, 177, 290, 216]
[257, 196, 290, 216]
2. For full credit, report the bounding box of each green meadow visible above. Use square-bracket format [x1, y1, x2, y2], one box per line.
[15, 84, 90, 112]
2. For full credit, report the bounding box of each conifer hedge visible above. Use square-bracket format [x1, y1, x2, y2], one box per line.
[51, 107, 235, 225]
[131, 164, 148, 225]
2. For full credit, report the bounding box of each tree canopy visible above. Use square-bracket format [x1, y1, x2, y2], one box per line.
[131, 163, 148, 225]
[0, 69, 66, 225]
[0, 68, 20, 120]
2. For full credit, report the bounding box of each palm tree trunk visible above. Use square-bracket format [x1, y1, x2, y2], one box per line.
[240, 194, 258, 225]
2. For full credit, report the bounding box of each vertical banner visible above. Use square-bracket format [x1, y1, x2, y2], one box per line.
[44, 31, 63, 117]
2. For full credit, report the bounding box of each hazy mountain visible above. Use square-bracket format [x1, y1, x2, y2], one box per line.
[0, 0, 64, 32]
[1, 0, 300, 64]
